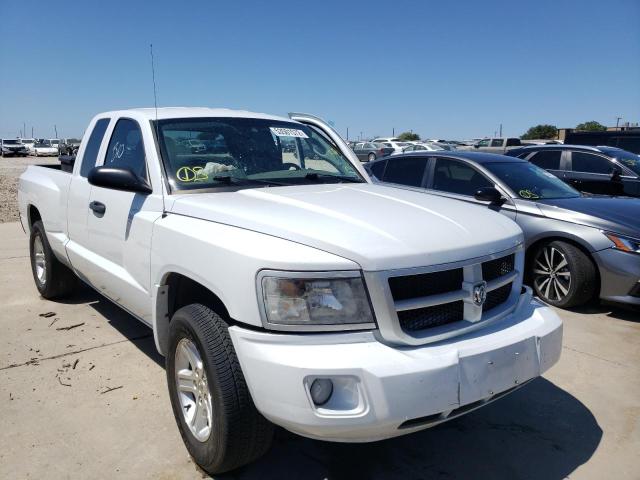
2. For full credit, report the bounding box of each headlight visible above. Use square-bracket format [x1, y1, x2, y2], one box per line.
[259, 271, 375, 331]
[604, 232, 640, 254]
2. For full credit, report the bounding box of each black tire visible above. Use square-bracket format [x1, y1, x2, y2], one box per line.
[166, 304, 274, 474]
[29, 220, 77, 299]
[530, 240, 597, 308]
[368, 152, 376, 162]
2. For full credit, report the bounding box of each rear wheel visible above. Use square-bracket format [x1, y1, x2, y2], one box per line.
[29, 220, 77, 298]
[166, 304, 274, 474]
[531, 240, 596, 308]
[368, 152, 376, 162]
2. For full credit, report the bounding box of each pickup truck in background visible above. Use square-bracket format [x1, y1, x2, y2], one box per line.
[18, 107, 562, 474]
[465, 137, 529, 154]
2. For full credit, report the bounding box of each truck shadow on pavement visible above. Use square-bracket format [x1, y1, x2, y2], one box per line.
[566, 302, 640, 323]
[69, 283, 603, 480]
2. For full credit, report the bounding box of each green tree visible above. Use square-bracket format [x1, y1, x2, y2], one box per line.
[398, 131, 420, 141]
[575, 121, 607, 132]
[521, 124, 558, 140]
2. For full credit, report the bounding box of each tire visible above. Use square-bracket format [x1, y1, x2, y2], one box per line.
[166, 304, 274, 474]
[368, 152, 376, 162]
[29, 220, 77, 299]
[530, 240, 597, 308]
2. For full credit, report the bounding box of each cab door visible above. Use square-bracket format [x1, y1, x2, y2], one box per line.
[83, 118, 164, 322]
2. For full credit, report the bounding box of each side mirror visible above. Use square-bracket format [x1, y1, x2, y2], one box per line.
[610, 164, 623, 179]
[473, 144, 480, 149]
[474, 187, 505, 205]
[88, 166, 152, 194]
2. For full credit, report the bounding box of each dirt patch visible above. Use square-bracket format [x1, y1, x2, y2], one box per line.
[0, 156, 59, 223]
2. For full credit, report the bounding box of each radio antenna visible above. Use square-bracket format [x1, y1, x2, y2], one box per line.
[150, 43, 167, 217]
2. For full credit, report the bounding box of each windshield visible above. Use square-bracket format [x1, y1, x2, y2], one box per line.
[3, 140, 19, 145]
[485, 161, 580, 200]
[35, 142, 49, 147]
[156, 118, 363, 191]
[613, 150, 640, 175]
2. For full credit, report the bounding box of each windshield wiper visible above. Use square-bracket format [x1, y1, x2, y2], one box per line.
[304, 172, 364, 183]
[211, 174, 287, 187]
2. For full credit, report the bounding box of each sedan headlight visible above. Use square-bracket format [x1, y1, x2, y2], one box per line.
[259, 272, 375, 331]
[604, 232, 640, 254]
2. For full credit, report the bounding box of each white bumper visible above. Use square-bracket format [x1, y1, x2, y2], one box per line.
[229, 289, 562, 442]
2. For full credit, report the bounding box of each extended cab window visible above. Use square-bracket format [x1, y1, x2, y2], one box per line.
[490, 139, 504, 147]
[104, 119, 148, 180]
[156, 118, 362, 190]
[477, 139, 490, 147]
[506, 138, 521, 146]
[571, 152, 612, 174]
[382, 157, 427, 187]
[432, 158, 492, 196]
[80, 118, 110, 177]
[529, 150, 562, 170]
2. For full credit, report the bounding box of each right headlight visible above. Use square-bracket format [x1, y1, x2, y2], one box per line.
[258, 271, 375, 331]
[604, 232, 640, 254]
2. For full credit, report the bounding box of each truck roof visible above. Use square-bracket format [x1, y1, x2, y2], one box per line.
[99, 107, 292, 122]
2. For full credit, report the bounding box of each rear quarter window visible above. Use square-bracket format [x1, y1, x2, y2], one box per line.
[529, 150, 562, 170]
[79, 118, 110, 177]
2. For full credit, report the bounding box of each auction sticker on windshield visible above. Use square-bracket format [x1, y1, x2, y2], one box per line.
[270, 127, 308, 138]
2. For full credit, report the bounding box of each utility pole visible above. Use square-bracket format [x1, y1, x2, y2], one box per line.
[499, 123, 502, 137]
[23, 122, 26, 139]
[346, 127, 349, 141]
[31, 126, 34, 138]
[392, 127, 395, 136]
[360, 131, 363, 141]
[616, 117, 622, 129]
[55, 125, 58, 138]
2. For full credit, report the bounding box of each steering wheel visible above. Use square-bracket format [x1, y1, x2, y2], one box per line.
[281, 162, 301, 170]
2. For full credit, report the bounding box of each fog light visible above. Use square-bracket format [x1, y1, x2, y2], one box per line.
[310, 378, 333, 406]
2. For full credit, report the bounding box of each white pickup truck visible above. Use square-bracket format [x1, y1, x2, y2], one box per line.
[18, 108, 562, 474]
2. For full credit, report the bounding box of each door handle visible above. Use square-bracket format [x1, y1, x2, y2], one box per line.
[89, 201, 106, 215]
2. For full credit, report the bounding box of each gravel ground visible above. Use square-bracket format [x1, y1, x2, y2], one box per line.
[0, 155, 58, 222]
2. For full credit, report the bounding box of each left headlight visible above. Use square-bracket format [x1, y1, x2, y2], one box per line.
[604, 232, 640, 254]
[258, 271, 375, 331]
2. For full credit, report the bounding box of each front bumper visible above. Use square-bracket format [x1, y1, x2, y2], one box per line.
[594, 248, 640, 306]
[229, 287, 563, 442]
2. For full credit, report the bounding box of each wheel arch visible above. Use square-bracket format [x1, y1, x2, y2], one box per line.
[27, 204, 42, 231]
[155, 271, 231, 356]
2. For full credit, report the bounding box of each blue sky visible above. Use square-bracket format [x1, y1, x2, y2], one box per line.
[1, 0, 638, 140]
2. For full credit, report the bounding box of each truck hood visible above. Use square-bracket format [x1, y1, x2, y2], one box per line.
[537, 196, 640, 239]
[169, 183, 523, 271]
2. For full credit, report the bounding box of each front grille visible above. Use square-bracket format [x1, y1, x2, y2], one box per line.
[482, 254, 515, 282]
[389, 268, 463, 301]
[398, 301, 464, 331]
[483, 283, 513, 312]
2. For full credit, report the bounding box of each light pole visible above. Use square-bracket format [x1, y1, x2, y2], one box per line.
[616, 117, 622, 129]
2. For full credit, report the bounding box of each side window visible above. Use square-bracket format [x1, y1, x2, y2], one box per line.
[571, 152, 612, 174]
[490, 139, 504, 147]
[79, 118, 110, 177]
[104, 119, 148, 180]
[506, 138, 521, 146]
[382, 157, 427, 187]
[477, 139, 490, 147]
[432, 158, 492, 196]
[529, 150, 562, 170]
[368, 160, 386, 179]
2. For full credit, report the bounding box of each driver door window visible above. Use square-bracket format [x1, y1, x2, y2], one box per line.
[104, 119, 148, 181]
[432, 158, 492, 196]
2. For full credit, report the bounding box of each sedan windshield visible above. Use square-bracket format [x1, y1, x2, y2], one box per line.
[485, 161, 580, 200]
[156, 118, 363, 190]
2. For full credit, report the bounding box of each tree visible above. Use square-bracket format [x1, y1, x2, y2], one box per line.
[575, 121, 607, 132]
[398, 131, 420, 141]
[521, 124, 558, 140]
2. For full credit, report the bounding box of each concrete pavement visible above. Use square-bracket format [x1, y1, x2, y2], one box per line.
[0, 221, 638, 479]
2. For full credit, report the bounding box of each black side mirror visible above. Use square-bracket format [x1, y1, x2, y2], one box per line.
[610, 164, 623, 180]
[475, 187, 505, 205]
[88, 166, 152, 194]
[473, 144, 480, 149]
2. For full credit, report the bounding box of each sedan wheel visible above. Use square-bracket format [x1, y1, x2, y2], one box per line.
[530, 240, 597, 308]
[533, 246, 571, 302]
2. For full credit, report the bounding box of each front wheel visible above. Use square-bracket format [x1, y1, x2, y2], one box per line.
[166, 304, 274, 474]
[368, 152, 376, 162]
[530, 240, 597, 308]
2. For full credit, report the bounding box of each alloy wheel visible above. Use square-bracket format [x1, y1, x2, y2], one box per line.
[533, 246, 572, 302]
[174, 338, 213, 442]
[33, 235, 46, 284]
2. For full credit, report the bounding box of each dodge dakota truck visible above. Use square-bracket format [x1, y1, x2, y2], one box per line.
[18, 108, 562, 474]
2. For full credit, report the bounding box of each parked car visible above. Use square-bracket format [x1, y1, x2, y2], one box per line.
[32, 141, 59, 157]
[366, 151, 640, 308]
[20, 138, 36, 153]
[59, 138, 82, 155]
[465, 137, 530, 154]
[18, 107, 562, 475]
[371, 137, 411, 154]
[402, 143, 444, 153]
[1, 139, 29, 157]
[352, 141, 394, 161]
[506, 145, 640, 197]
[564, 129, 640, 154]
[48, 138, 61, 150]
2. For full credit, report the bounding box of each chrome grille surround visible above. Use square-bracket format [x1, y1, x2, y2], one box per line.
[363, 245, 524, 346]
